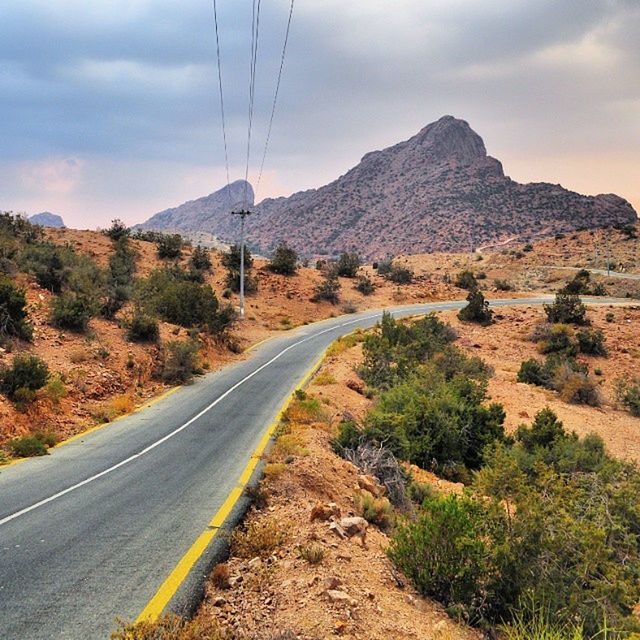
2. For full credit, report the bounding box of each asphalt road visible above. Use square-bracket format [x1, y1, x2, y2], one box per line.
[0, 296, 629, 639]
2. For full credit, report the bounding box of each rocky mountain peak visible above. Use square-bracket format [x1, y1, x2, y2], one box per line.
[413, 115, 487, 164]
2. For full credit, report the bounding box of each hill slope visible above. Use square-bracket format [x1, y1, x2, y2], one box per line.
[140, 116, 637, 258]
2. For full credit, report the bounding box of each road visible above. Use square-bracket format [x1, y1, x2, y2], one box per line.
[0, 296, 629, 639]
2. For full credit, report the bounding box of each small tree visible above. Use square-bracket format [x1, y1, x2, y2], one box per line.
[0, 277, 33, 342]
[222, 244, 256, 293]
[312, 272, 341, 304]
[455, 270, 478, 290]
[355, 275, 375, 296]
[335, 252, 361, 278]
[544, 292, 588, 325]
[126, 310, 160, 343]
[162, 340, 201, 383]
[157, 234, 183, 260]
[50, 292, 98, 332]
[458, 289, 493, 326]
[105, 219, 130, 242]
[268, 243, 298, 275]
[190, 245, 212, 272]
[0, 354, 49, 402]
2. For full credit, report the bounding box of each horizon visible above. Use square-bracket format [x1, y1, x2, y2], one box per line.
[1, 1, 639, 227]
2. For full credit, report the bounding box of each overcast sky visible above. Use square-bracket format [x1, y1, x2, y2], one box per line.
[1, 0, 638, 228]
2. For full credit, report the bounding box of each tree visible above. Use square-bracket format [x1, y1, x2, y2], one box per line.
[311, 272, 341, 304]
[189, 245, 212, 272]
[105, 219, 130, 242]
[458, 289, 493, 326]
[268, 243, 298, 276]
[455, 270, 478, 290]
[544, 292, 588, 325]
[0, 277, 32, 341]
[156, 234, 183, 260]
[334, 252, 361, 278]
[222, 244, 256, 293]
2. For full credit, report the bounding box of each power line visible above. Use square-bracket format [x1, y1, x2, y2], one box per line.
[254, 0, 295, 201]
[243, 0, 262, 208]
[211, 0, 232, 209]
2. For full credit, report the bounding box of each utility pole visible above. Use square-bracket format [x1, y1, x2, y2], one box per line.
[231, 209, 252, 318]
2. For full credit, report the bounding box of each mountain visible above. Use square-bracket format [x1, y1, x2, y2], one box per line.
[140, 116, 637, 258]
[29, 212, 65, 228]
[137, 179, 253, 234]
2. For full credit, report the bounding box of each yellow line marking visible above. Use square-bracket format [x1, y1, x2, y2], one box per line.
[244, 335, 272, 352]
[136, 348, 328, 622]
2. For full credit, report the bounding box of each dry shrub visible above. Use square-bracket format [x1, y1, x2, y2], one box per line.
[273, 433, 308, 458]
[263, 463, 288, 479]
[93, 394, 135, 423]
[111, 613, 230, 639]
[557, 370, 601, 406]
[210, 563, 230, 590]
[326, 331, 365, 357]
[313, 370, 336, 386]
[69, 347, 92, 364]
[230, 517, 288, 558]
[354, 490, 393, 529]
[111, 393, 135, 415]
[282, 395, 325, 424]
[299, 542, 325, 565]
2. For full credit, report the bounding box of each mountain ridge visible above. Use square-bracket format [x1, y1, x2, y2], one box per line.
[139, 116, 637, 258]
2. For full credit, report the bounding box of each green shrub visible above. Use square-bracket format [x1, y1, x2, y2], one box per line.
[354, 275, 375, 295]
[522, 243, 534, 252]
[458, 289, 493, 326]
[0, 354, 49, 400]
[162, 340, 201, 383]
[0, 277, 33, 341]
[334, 252, 361, 278]
[615, 377, 640, 417]
[127, 311, 160, 342]
[156, 234, 183, 260]
[376, 258, 393, 276]
[562, 269, 591, 295]
[544, 292, 588, 325]
[268, 243, 298, 275]
[20, 242, 69, 293]
[50, 292, 98, 332]
[455, 270, 478, 290]
[102, 237, 138, 318]
[537, 324, 577, 356]
[389, 493, 499, 622]
[311, 272, 341, 304]
[222, 244, 256, 294]
[105, 219, 130, 241]
[386, 264, 414, 284]
[515, 407, 566, 451]
[189, 245, 212, 272]
[517, 358, 551, 387]
[494, 279, 513, 291]
[576, 328, 607, 356]
[8, 435, 49, 457]
[355, 491, 393, 529]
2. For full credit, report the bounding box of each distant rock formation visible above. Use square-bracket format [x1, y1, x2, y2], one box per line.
[137, 179, 253, 235]
[29, 212, 65, 228]
[140, 116, 637, 258]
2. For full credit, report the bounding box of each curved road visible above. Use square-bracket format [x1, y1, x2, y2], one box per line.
[0, 296, 629, 639]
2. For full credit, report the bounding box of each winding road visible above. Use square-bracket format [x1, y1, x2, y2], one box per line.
[0, 296, 630, 639]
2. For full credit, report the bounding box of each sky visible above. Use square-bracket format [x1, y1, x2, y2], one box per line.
[1, 0, 639, 228]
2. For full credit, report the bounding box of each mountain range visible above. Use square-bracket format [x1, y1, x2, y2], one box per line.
[138, 116, 637, 258]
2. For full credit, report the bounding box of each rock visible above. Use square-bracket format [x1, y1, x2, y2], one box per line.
[212, 596, 227, 607]
[324, 576, 342, 591]
[345, 379, 365, 394]
[326, 590, 357, 607]
[311, 502, 341, 522]
[247, 557, 262, 571]
[357, 474, 384, 497]
[329, 522, 347, 539]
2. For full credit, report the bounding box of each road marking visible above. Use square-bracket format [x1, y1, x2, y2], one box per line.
[0, 313, 380, 528]
[135, 347, 329, 622]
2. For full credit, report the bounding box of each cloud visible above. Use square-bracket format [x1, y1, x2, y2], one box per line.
[0, 0, 638, 227]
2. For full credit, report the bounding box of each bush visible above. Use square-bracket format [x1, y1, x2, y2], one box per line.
[544, 292, 588, 325]
[156, 234, 183, 260]
[494, 279, 513, 291]
[8, 435, 49, 457]
[230, 517, 287, 558]
[0, 354, 49, 400]
[389, 494, 497, 621]
[299, 542, 325, 565]
[615, 377, 640, 417]
[458, 289, 493, 326]
[162, 340, 201, 383]
[50, 292, 97, 332]
[517, 358, 553, 388]
[354, 275, 375, 295]
[222, 244, 257, 294]
[386, 264, 414, 284]
[576, 328, 607, 356]
[376, 258, 393, 275]
[311, 272, 340, 304]
[102, 237, 138, 318]
[354, 491, 393, 529]
[556, 370, 601, 406]
[562, 269, 591, 295]
[455, 270, 478, 290]
[537, 324, 577, 356]
[268, 243, 298, 275]
[126, 310, 159, 342]
[515, 407, 566, 451]
[112, 614, 227, 640]
[20, 242, 70, 293]
[0, 277, 33, 341]
[189, 245, 212, 272]
[334, 252, 361, 278]
[105, 219, 130, 241]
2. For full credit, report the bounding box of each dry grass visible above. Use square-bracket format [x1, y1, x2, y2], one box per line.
[230, 517, 288, 559]
[111, 613, 230, 640]
[262, 462, 288, 479]
[273, 432, 309, 458]
[313, 370, 337, 386]
[210, 563, 230, 590]
[298, 542, 325, 565]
